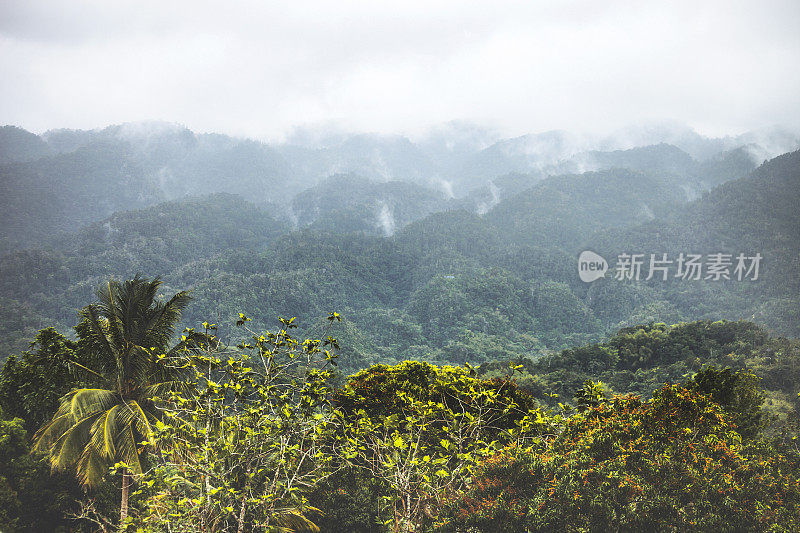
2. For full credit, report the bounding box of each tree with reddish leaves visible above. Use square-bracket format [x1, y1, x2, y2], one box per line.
[438, 382, 800, 532]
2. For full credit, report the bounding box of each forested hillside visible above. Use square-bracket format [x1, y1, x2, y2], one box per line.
[3, 0, 799, 530]
[290, 174, 450, 235]
[0, 122, 790, 252]
[2, 286, 800, 532]
[588, 150, 800, 337]
[0, 122, 798, 376]
[0, 121, 799, 532]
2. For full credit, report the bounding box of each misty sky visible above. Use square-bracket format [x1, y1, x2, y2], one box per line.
[1, 0, 799, 141]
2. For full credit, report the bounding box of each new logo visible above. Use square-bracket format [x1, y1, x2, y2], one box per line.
[578, 251, 608, 282]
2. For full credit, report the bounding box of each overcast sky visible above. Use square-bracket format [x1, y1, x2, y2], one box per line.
[1, 0, 799, 141]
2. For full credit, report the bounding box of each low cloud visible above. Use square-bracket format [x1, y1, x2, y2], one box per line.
[1, 0, 799, 140]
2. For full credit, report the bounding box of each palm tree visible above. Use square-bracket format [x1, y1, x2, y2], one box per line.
[34, 275, 198, 525]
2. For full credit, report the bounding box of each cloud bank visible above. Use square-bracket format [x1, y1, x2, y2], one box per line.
[1, 0, 798, 140]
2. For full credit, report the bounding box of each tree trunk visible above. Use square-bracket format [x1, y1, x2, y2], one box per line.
[237, 495, 248, 533]
[120, 469, 131, 528]
[237, 464, 253, 533]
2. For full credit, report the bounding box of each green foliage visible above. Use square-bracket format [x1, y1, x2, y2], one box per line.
[0, 142, 167, 253]
[2, 311, 799, 532]
[487, 320, 781, 405]
[62, 193, 287, 276]
[0, 125, 52, 164]
[395, 210, 505, 263]
[0, 416, 27, 530]
[0, 414, 114, 533]
[484, 168, 685, 253]
[573, 379, 609, 412]
[292, 174, 448, 236]
[0, 297, 59, 358]
[2, 150, 800, 371]
[0, 328, 121, 532]
[1, 131, 798, 532]
[27, 275, 209, 532]
[34, 276, 197, 488]
[590, 151, 800, 339]
[530, 281, 601, 340]
[307, 468, 387, 533]
[133, 314, 340, 532]
[687, 366, 767, 439]
[329, 361, 544, 532]
[439, 383, 800, 532]
[0, 328, 80, 433]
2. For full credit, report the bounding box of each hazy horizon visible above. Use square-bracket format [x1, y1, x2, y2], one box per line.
[6, 118, 800, 155]
[2, 0, 799, 142]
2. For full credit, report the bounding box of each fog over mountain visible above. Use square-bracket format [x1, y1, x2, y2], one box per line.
[1, 120, 798, 354]
[1, 130, 797, 363]
[1, 120, 795, 254]
[3, 1, 800, 139]
[3, 3, 800, 531]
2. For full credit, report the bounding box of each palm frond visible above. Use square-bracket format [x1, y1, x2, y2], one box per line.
[38, 276, 196, 492]
[48, 411, 103, 471]
[142, 380, 193, 398]
[76, 436, 114, 488]
[68, 388, 118, 419]
[160, 329, 217, 371]
[33, 389, 117, 451]
[79, 304, 123, 381]
[141, 290, 192, 349]
[117, 399, 154, 441]
[127, 344, 156, 388]
[94, 280, 127, 352]
[116, 424, 144, 476]
[89, 404, 121, 460]
[32, 411, 74, 453]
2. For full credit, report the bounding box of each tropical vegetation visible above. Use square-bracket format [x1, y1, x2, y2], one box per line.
[1, 276, 799, 531]
[0, 125, 798, 530]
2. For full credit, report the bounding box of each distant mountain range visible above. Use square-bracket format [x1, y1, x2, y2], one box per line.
[0, 122, 797, 372]
[1, 121, 796, 253]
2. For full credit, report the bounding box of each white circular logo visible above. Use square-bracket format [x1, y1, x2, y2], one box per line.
[578, 251, 608, 282]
